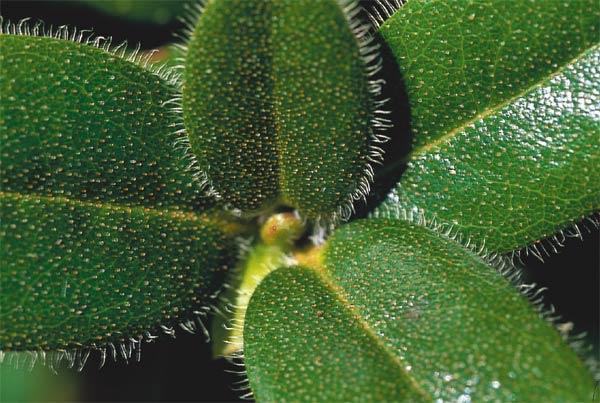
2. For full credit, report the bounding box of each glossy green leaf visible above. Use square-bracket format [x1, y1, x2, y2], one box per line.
[0, 34, 238, 351]
[375, 1, 600, 253]
[183, 0, 375, 219]
[244, 219, 595, 402]
[379, 0, 599, 147]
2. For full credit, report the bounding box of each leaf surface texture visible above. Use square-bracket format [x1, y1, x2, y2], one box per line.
[244, 220, 595, 402]
[376, 0, 600, 252]
[183, 0, 374, 218]
[0, 34, 237, 350]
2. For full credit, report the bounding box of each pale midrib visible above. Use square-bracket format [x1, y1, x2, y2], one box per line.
[269, 3, 287, 205]
[407, 43, 598, 160]
[308, 264, 432, 401]
[0, 190, 210, 224]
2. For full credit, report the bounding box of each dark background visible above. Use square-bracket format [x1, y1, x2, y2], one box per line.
[1, 1, 598, 402]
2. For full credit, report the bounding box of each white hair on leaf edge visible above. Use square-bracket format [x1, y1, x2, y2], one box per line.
[367, 0, 407, 28]
[0, 17, 228, 370]
[320, 0, 393, 229]
[0, 305, 220, 372]
[0, 17, 181, 87]
[0, 15, 212, 204]
[370, 202, 600, 379]
[171, 0, 394, 225]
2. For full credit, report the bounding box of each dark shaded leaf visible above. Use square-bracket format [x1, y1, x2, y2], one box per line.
[183, 0, 376, 219]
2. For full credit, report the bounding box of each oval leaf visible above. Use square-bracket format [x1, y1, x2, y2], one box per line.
[183, 0, 376, 219]
[244, 219, 595, 402]
[375, 1, 600, 253]
[0, 33, 238, 351]
[1, 192, 235, 351]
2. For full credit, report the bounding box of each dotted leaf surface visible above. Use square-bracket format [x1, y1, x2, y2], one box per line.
[0, 34, 237, 351]
[183, 0, 373, 218]
[376, 1, 600, 253]
[244, 219, 595, 402]
[1, 192, 235, 351]
[379, 0, 599, 148]
[1, 35, 209, 211]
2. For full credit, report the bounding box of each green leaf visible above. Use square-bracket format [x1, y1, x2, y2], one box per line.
[1, 192, 236, 351]
[212, 212, 305, 358]
[379, 0, 599, 148]
[375, 1, 600, 253]
[1, 34, 209, 211]
[0, 34, 238, 351]
[244, 219, 595, 402]
[183, 0, 375, 219]
[211, 242, 287, 358]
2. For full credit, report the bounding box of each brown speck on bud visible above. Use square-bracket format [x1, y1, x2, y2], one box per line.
[260, 212, 304, 247]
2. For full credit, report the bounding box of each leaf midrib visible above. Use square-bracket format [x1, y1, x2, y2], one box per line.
[306, 264, 432, 401]
[0, 190, 227, 227]
[406, 42, 599, 162]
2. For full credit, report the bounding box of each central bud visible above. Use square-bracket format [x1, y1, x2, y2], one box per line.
[212, 212, 322, 357]
[260, 212, 304, 247]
